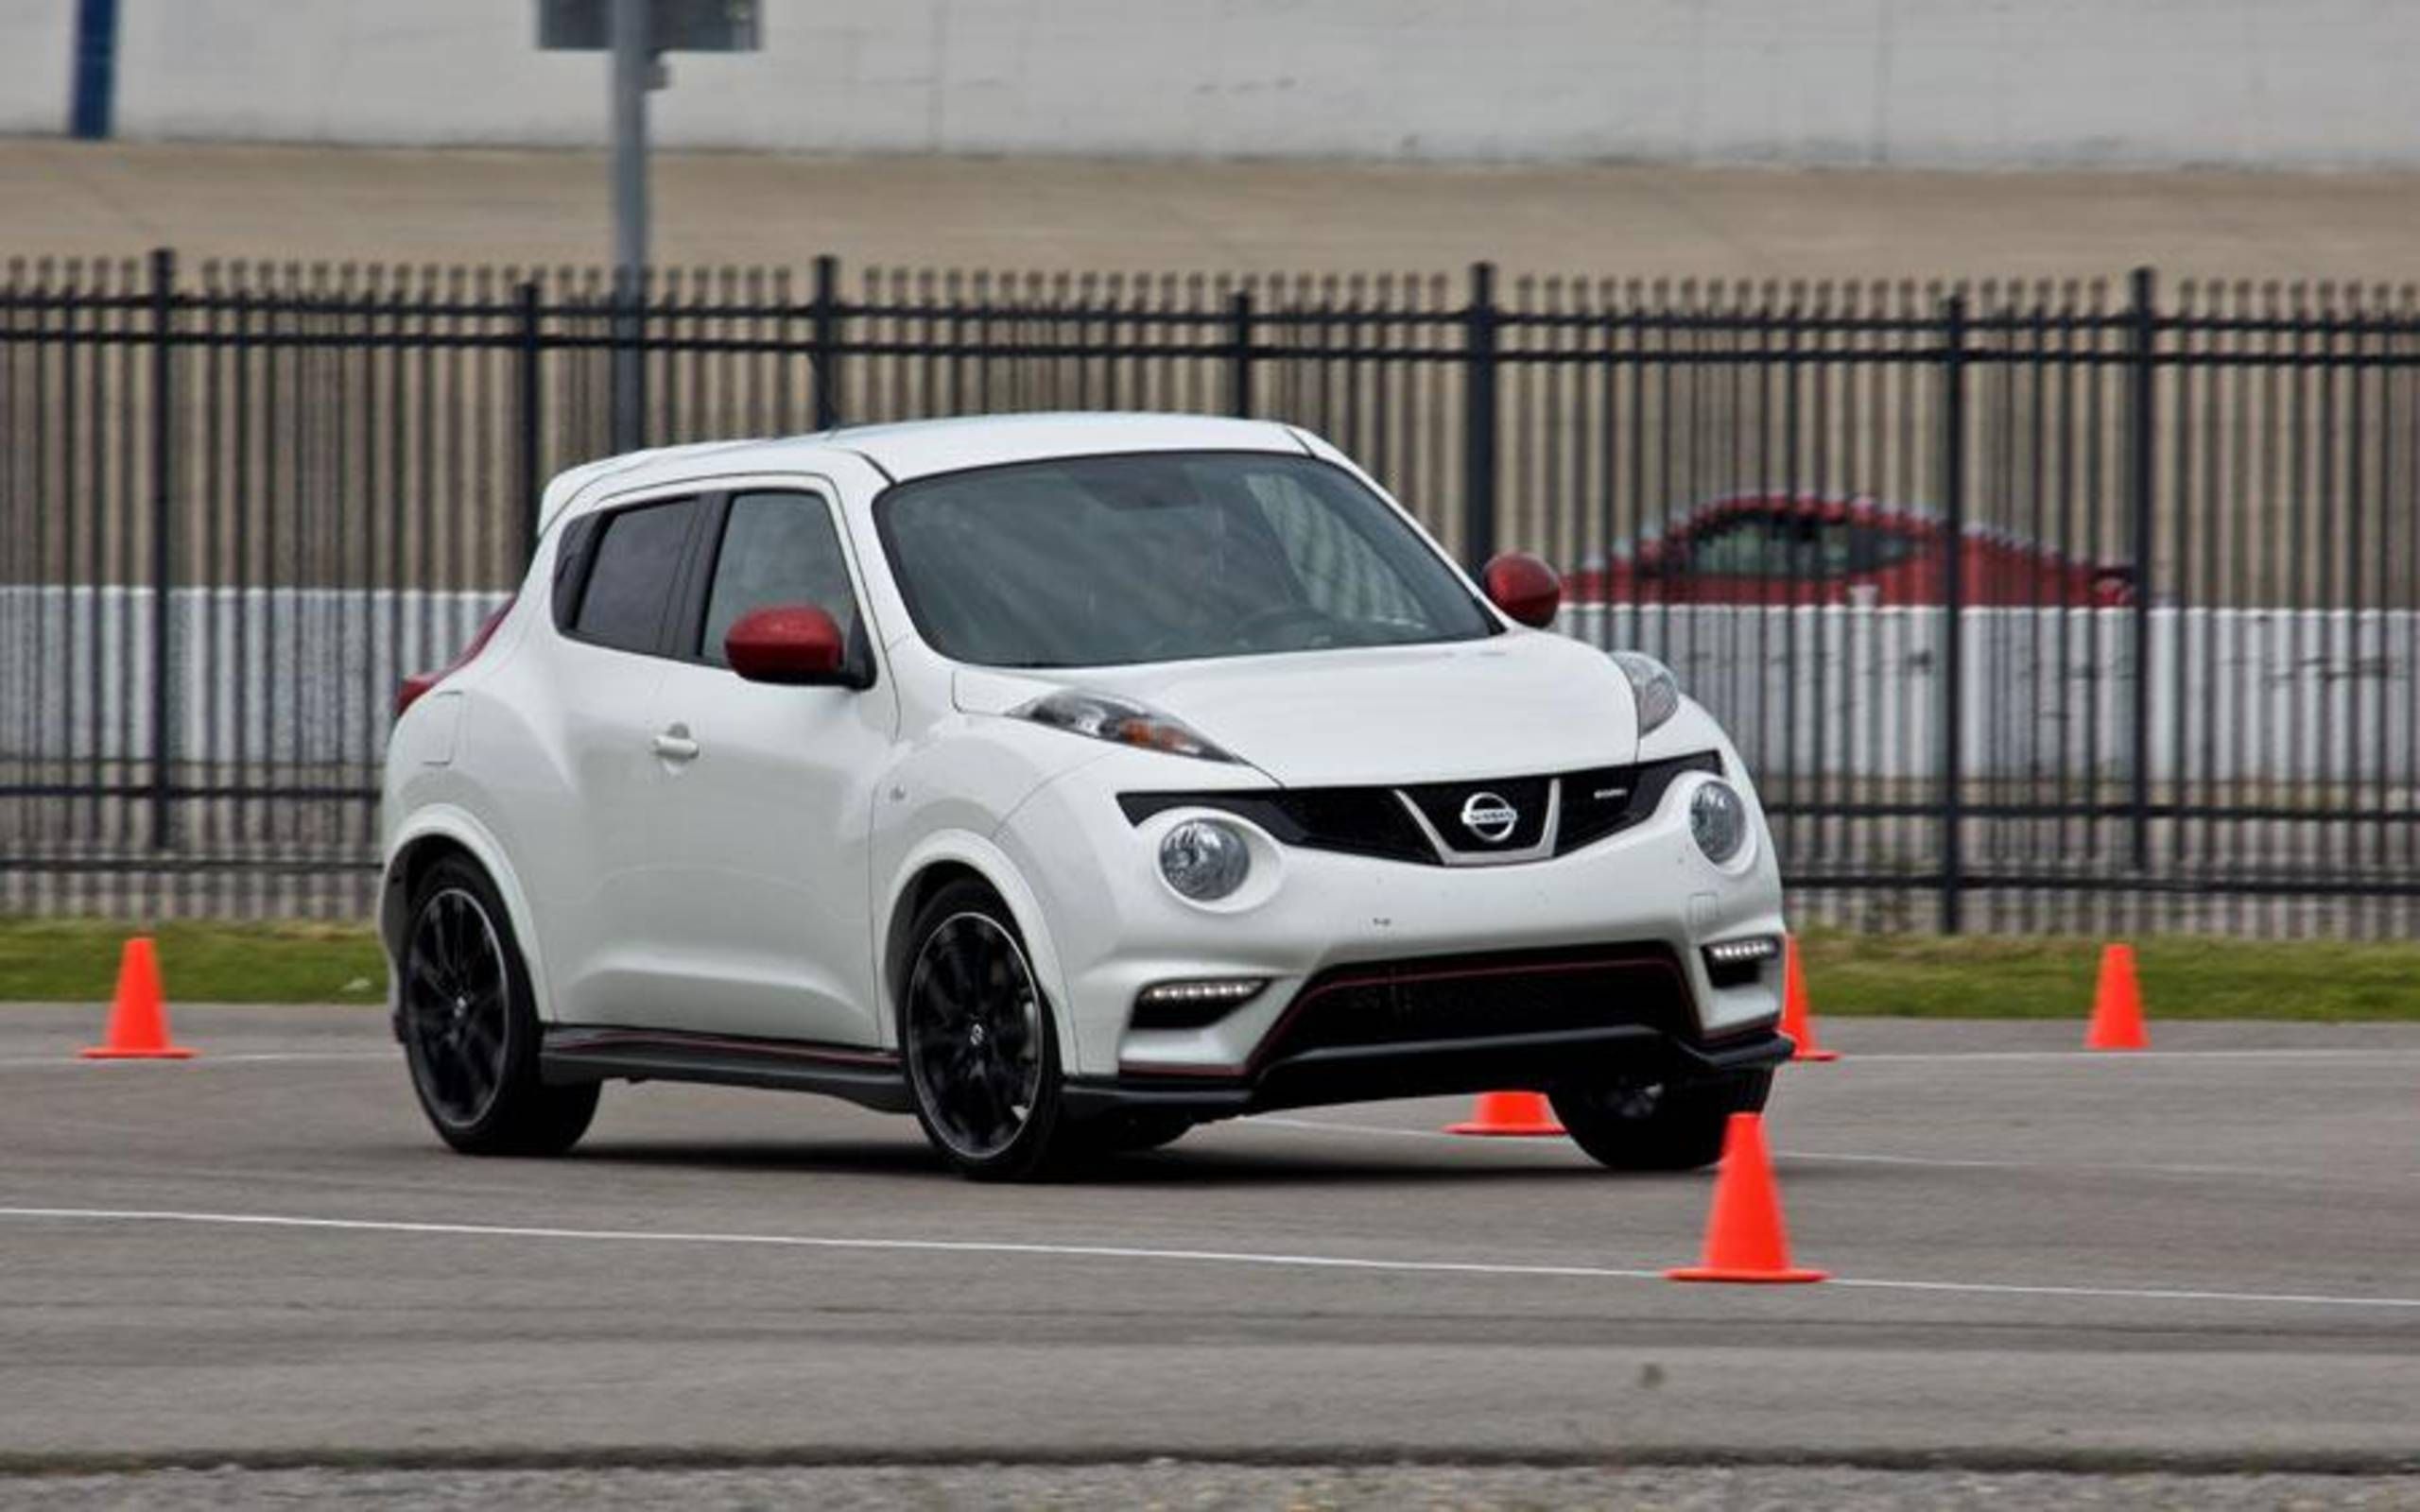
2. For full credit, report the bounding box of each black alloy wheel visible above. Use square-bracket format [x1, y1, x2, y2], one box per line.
[900, 881, 1073, 1180]
[398, 855, 598, 1157]
[401, 885, 512, 1127]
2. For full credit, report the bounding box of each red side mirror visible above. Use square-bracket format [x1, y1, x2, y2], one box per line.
[1481, 552, 1562, 628]
[725, 604, 850, 685]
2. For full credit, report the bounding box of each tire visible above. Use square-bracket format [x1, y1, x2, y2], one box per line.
[897, 879, 1078, 1182]
[1548, 1067, 1771, 1173]
[397, 855, 598, 1158]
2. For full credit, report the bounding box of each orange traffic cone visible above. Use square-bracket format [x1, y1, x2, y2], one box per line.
[1443, 1090, 1565, 1137]
[1779, 936, 1839, 1063]
[80, 937, 194, 1060]
[2085, 942, 2148, 1051]
[1667, 1112, 1826, 1284]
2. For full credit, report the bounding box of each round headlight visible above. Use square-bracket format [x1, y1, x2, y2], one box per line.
[1159, 818, 1252, 902]
[1689, 781, 1749, 866]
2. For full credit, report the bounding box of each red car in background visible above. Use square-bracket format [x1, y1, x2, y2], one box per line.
[1563, 493, 2135, 607]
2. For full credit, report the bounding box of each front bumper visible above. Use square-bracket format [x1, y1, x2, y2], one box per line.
[1062, 1020, 1791, 1122]
[993, 740, 1788, 1086]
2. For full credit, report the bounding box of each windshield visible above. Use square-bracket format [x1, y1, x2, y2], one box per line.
[875, 451, 1498, 668]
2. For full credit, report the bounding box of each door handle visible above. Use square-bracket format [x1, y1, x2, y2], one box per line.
[651, 724, 700, 763]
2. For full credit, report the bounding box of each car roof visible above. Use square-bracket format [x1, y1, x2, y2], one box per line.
[540, 413, 1312, 531]
[822, 412, 1311, 481]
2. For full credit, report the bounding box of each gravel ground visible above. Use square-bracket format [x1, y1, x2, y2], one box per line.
[4, 1464, 2415, 1510]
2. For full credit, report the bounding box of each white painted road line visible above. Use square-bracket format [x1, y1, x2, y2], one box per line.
[1778, 1148, 2420, 1181]
[1252, 1116, 2418, 1181]
[4, 1205, 2417, 1313]
[0, 1051, 393, 1071]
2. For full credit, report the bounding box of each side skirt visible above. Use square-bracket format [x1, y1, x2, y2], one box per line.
[539, 1024, 913, 1114]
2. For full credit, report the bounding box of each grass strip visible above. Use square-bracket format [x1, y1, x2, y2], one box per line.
[2, 919, 2414, 1019]
[0, 919, 387, 1005]
[1798, 928, 2420, 1021]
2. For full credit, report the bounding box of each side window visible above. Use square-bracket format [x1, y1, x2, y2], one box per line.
[1683, 517, 1770, 576]
[698, 491, 862, 668]
[1847, 523, 1919, 574]
[549, 514, 598, 631]
[570, 498, 695, 654]
[1687, 513, 1855, 577]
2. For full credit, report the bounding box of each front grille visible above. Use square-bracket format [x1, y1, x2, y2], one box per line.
[1256, 944, 1693, 1067]
[1120, 750, 1721, 867]
[1557, 751, 1720, 853]
[1118, 786, 1432, 864]
[1398, 774, 1553, 854]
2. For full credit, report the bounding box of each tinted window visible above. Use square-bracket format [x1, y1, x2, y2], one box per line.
[572, 498, 694, 653]
[698, 491, 862, 666]
[1686, 514, 1839, 577]
[876, 453, 1493, 669]
[1847, 523, 1920, 574]
[1685, 512, 1922, 578]
[549, 514, 597, 630]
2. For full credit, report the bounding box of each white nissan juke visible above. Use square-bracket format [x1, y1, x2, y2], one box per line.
[381, 414, 1789, 1180]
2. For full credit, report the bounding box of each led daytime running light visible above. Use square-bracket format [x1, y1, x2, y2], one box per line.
[1136, 978, 1269, 1007]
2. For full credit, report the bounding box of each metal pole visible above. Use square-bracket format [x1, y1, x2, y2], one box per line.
[810, 252, 841, 430]
[1939, 289, 1969, 934]
[516, 278, 544, 565]
[1461, 261, 1499, 573]
[148, 246, 176, 852]
[609, 0, 648, 452]
[2126, 266, 2157, 872]
[1227, 289, 1255, 420]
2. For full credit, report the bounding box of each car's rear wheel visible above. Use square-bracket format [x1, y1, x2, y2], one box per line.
[1549, 1067, 1770, 1172]
[899, 880, 1076, 1182]
[398, 856, 598, 1157]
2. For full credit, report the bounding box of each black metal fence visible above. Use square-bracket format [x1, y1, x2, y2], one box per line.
[4, 251, 2416, 935]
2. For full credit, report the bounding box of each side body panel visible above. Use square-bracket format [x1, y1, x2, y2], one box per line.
[639, 657, 901, 1044]
[474, 628, 670, 1024]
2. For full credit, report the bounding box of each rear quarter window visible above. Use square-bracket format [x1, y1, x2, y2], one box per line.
[568, 498, 695, 654]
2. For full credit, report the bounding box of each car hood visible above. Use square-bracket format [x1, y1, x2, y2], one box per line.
[952, 632, 1638, 787]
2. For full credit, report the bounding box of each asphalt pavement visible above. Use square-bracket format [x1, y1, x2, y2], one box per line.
[1, 1005, 2415, 1497]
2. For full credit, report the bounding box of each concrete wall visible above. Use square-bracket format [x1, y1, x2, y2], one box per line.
[7, 588, 2412, 787]
[1570, 606, 2420, 786]
[6, 0, 2406, 168]
[0, 0, 73, 135]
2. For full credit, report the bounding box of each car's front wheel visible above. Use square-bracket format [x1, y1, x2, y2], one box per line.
[397, 855, 598, 1157]
[1549, 1068, 1770, 1172]
[899, 880, 1077, 1182]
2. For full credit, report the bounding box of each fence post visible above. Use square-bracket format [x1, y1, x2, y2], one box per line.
[1226, 288, 1254, 419]
[811, 253, 842, 430]
[515, 278, 544, 566]
[609, 265, 644, 454]
[147, 246, 176, 852]
[1461, 261, 1499, 571]
[1938, 288, 1968, 934]
[2125, 266, 2158, 872]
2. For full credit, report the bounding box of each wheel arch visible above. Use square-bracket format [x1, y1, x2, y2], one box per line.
[381, 806, 556, 1022]
[879, 833, 1079, 1066]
